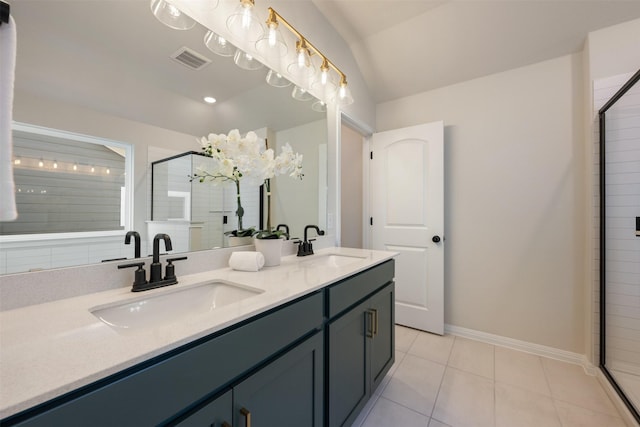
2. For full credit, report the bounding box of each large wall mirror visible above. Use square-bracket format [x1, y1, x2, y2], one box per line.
[4, 1, 329, 274]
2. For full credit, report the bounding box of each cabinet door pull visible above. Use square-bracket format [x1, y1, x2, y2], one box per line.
[366, 309, 375, 338]
[372, 308, 378, 337]
[240, 407, 252, 427]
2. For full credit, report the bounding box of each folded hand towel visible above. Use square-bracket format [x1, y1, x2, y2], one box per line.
[0, 16, 17, 221]
[229, 251, 265, 272]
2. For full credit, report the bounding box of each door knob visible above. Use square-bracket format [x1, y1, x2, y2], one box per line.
[432, 235, 441, 243]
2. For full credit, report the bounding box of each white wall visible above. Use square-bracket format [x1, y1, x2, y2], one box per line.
[377, 54, 587, 353]
[587, 18, 640, 82]
[273, 119, 327, 239]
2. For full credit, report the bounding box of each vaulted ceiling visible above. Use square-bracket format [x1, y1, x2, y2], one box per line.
[12, 1, 640, 136]
[313, 0, 640, 103]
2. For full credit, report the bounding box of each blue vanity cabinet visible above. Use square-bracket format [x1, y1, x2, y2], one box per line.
[4, 292, 324, 427]
[174, 391, 232, 427]
[369, 283, 395, 392]
[176, 332, 323, 427]
[1, 259, 396, 427]
[326, 260, 395, 427]
[232, 331, 324, 427]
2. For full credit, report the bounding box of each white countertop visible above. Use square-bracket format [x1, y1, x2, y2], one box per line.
[0, 247, 395, 419]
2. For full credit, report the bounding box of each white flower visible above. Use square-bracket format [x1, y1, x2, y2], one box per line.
[218, 158, 235, 178]
[194, 131, 303, 184]
[227, 129, 241, 143]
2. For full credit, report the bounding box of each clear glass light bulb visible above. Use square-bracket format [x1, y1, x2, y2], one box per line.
[242, 6, 252, 29]
[53, 162, 58, 169]
[321, 69, 328, 85]
[73, 164, 78, 171]
[297, 50, 306, 68]
[268, 26, 277, 47]
[339, 85, 347, 99]
[38, 160, 44, 167]
[168, 4, 180, 17]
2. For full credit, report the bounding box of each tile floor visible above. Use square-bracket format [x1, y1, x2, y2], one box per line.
[352, 325, 631, 427]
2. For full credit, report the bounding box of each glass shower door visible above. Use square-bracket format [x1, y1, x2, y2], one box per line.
[599, 69, 640, 423]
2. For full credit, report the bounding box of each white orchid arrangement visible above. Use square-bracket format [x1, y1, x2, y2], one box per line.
[191, 129, 303, 237]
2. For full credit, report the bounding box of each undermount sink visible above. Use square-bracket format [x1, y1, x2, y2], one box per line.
[300, 254, 365, 268]
[91, 281, 264, 330]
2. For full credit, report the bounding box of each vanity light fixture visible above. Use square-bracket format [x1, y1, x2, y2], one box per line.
[335, 77, 354, 106]
[204, 96, 217, 104]
[265, 69, 291, 88]
[204, 31, 235, 57]
[150, 0, 196, 30]
[286, 38, 315, 88]
[311, 99, 327, 113]
[311, 58, 337, 100]
[255, 8, 287, 61]
[233, 48, 263, 70]
[260, 7, 354, 106]
[291, 85, 313, 102]
[226, 0, 263, 43]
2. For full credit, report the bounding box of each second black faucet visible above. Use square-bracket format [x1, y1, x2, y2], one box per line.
[297, 225, 325, 256]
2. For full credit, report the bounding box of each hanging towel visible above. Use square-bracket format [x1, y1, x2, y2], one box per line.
[229, 251, 265, 272]
[0, 15, 17, 221]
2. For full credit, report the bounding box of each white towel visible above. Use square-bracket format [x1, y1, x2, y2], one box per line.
[0, 16, 17, 221]
[229, 251, 265, 272]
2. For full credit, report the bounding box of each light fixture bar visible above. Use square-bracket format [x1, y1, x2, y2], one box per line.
[267, 7, 348, 86]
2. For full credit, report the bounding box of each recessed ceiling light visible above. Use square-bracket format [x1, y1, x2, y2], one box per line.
[204, 96, 217, 104]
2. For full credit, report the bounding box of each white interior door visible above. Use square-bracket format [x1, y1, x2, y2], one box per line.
[370, 122, 444, 334]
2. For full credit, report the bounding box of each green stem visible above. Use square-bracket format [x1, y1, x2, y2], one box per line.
[235, 179, 244, 230]
[265, 179, 271, 232]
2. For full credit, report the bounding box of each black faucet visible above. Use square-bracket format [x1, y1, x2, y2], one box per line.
[118, 233, 187, 292]
[297, 225, 325, 256]
[124, 231, 141, 258]
[150, 233, 172, 283]
[276, 224, 290, 239]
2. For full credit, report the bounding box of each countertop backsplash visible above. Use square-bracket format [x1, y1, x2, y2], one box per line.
[0, 237, 318, 312]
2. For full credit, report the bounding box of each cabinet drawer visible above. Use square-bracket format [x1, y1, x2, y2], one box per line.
[327, 260, 394, 319]
[10, 291, 324, 427]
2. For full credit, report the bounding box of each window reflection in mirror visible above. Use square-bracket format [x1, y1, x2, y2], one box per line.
[0, 123, 134, 274]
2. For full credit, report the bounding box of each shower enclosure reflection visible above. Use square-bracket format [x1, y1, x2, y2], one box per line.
[150, 152, 261, 251]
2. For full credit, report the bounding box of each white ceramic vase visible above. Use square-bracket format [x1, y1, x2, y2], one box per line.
[228, 236, 254, 247]
[254, 238, 283, 267]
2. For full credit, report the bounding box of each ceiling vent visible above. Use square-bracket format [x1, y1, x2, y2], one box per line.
[170, 47, 211, 70]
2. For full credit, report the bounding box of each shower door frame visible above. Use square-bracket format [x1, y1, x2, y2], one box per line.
[598, 68, 640, 424]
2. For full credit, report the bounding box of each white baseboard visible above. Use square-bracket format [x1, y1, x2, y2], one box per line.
[444, 324, 598, 376]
